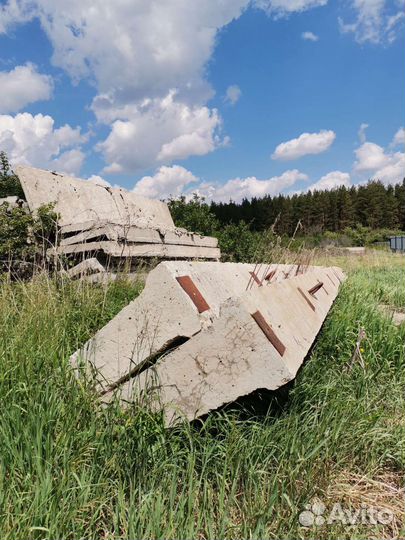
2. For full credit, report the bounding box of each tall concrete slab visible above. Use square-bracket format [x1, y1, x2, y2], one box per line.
[15, 165, 220, 261]
[72, 261, 345, 422]
[15, 165, 174, 230]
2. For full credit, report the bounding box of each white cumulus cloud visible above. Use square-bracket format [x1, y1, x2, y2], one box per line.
[392, 127, 405, 147]
[225, 85, 242, 105]
[132, 166, 308, 202]
[0, 0, 342, 174]
[133, 165, 199, 199]
[96, 91, 224, 174]
[1, 1, 393, 174]
[355, 142, 388, 171]
[354, 130, 405, 185]
[0, 0, 252, 172]
[301, 31, 319, 41]
[271, 130, 336, 161]
[306, 171, 351, 191]
[0, 112, 86, 175]
[207, 169, 308, 202]
[0, 63, 53, 113]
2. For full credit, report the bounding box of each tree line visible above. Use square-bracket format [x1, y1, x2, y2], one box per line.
[210, 180, 405, 235]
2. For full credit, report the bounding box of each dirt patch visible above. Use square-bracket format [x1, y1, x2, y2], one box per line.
[326, 470, 405, 538]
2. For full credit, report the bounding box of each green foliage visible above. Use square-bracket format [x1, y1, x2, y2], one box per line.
[0, 151, 24, 198]
[342, 225, 404, 246]
[0, 257, 404, 538]
[168, 196, 275, 261]
[216, 220, 261, 262]
[0, 151, 58, 277]
[211, 180, 405, 235]
[0, 202, 58, 276]
[167, 194, 220, 236]
[168, 196, 402, 260]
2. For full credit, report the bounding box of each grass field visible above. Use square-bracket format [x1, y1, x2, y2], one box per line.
[0, 251, 404, 539]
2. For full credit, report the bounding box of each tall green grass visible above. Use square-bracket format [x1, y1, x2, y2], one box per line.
[0, 255, 404, 539]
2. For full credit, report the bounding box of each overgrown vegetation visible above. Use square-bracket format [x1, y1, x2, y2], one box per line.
[0, 152, 57, 277]
[0, 252, 404, 539]
[168, 195, 404, 261]
[0, 151, 24, 199]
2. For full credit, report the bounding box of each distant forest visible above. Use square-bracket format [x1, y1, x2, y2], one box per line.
[210, 180, 405, 235]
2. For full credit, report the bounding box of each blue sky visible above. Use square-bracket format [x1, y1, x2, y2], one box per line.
[0, 0, 404, 201]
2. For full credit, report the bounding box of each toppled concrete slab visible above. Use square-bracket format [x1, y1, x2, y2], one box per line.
[15, 165, 220, 266]
[72, 261, 345, 424]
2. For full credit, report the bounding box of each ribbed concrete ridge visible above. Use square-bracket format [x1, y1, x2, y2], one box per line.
[71, 261, 345, 424]
[15, 165, 220, 265]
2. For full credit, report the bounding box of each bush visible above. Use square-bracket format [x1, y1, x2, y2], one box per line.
[167, 194, 220, 236]
[0, 202, 58, 278]
[217, 221, 264, 262]
[0, 152, 58, 278]
[0, 151, 24, 199]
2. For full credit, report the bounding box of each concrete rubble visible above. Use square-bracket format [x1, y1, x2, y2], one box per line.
[15, 165, 220, 276]
[71, 261, 346, 425]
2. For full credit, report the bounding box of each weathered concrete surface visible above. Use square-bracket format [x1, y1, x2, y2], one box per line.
[71, 262, 300, 391]
[71, 262, 204, 390]
[107, 264, 345, 424]
[59, 226, 218, 251]
[163, 230, 218, 248]
[15, 165, 220, 262]
[72, 261, 345, 420]
[16, 165, 174, 230]
[53, 241, 221, 259]
[60, 225, 163, 247]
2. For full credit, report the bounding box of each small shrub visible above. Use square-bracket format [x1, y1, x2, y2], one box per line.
[167, 194, 220, 236]
[0, 151, 24, 199]
[0, 151, 58, 278]
[0, 202, 58, 278]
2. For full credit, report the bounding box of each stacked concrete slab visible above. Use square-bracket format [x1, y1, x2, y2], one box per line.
[15, 166, 220, 276]
[71, 261, 345, 424]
